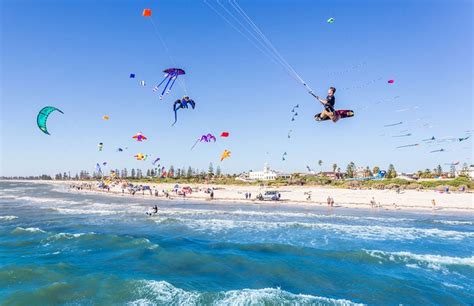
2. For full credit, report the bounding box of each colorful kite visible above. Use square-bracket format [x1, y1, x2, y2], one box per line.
[140, 80, 146, 87]
[191, 133, 217, 149]
[172, 96, 195, 126]
[37, 106, 64, 135]
[102, 115, 110, 120]
[220, 132, 230, 138]
[327, 17, 335, 24]
[388, 80, 395, 84]
[134, 153, 146, 160]
[152, 157, 161, 165]
[220, 150, 231, 161]
[153, 68, 185, 100]
[132, 132, 147, 142]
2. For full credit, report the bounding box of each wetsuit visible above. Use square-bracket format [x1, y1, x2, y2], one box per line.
[325, 95, 335, 112]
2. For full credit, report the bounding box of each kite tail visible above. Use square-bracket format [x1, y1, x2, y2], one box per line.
[155, 74, 169, 97]
[156, 74, 169, 88]
[160, 77, 173, 99]
[171, 109, 178, 126]
[190, 139, 200, 150]
[166, 76, 177, 95]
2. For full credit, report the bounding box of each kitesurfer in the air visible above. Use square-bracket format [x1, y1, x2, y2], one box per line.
[311, 87, 338, 122]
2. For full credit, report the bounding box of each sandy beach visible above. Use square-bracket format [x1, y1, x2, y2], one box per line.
[50, 180, 474, 213]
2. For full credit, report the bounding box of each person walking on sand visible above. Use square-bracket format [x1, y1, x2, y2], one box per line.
[327, 196, 331, 206]
[431, 199, 436, 209]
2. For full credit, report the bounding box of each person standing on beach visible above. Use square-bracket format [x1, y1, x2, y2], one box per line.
[431, 199, 436, 209]
[370, 197, 376, 208]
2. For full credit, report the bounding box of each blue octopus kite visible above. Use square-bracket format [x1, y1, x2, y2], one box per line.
[172, 96, 195, 126]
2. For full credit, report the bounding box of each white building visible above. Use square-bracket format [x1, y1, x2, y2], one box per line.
[241, 163, 290, 181]
[455, 165, 474, 180]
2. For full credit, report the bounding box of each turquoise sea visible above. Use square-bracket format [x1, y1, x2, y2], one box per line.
[0, 181, 473, 305]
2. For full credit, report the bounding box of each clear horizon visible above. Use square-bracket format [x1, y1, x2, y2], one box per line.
[1, 0, 472, 177]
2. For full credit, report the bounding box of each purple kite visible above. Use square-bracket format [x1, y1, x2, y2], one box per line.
[191, 133, 217, 150]
[153, 68, 185, 100]
[152, 157, 161, 165]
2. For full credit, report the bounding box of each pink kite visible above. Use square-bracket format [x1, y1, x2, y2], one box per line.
[388, 80, 395, 84]
[220, 132, 229, 137]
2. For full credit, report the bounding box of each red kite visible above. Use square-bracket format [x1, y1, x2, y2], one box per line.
[142, 9, 152, 17]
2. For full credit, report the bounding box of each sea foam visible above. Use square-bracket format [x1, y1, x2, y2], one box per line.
[128, 280, 362, 305]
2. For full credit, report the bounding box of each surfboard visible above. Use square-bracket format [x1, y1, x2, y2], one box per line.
[314, 110, 354, 122]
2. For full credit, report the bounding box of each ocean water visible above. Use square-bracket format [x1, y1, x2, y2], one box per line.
[0, 181, 473, 305]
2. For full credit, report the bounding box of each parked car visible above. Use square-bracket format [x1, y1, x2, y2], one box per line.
[257, 191, 280, 201]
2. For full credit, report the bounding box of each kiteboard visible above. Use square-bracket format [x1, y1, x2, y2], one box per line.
[314, 110, 354, 122]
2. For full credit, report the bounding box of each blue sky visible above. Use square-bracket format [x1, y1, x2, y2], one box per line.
[1, 0, 472, 176]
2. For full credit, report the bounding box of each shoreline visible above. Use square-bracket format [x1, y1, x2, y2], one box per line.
[8, 180, 472, 214]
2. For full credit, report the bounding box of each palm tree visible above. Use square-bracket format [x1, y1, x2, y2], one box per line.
[332, 163, 337, 173]
[318, 160, 323, 173]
